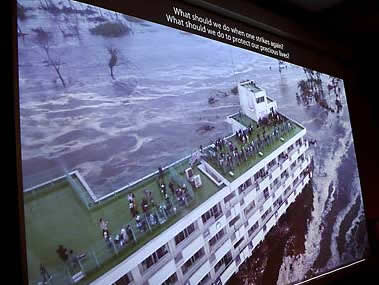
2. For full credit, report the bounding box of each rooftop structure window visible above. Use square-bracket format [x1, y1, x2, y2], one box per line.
[182, 247, 205, 275]
[202, 203, 222, 224]
[175, 222, 196, 246]
[256, 96, 265, 104]
[141, 243, 169, 272]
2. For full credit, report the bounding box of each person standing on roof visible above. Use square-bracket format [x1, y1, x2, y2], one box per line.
[99, 218, 109, 237]
[40, 264, 51, 284]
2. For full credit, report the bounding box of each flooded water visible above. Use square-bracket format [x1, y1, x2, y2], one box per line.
[17, 0, 368, 283]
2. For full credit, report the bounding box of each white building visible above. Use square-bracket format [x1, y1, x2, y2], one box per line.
[94, 81, 312, 285]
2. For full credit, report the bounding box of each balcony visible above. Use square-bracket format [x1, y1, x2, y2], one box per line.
[182, 254, 209, 283]
[225, 203, 241, 223]
[179, 235, 205, 266]
[141, 252, 173, 281]
[224, 193, 239, 210]
[220, 261, 236, 284]
[214, 239, 232, 265]
[147, 259, 176, 285]
[231, 224, 245, 243]
[210, 231, 229, 254]
[187, 259, 211, 285]
[257, 175, 270, 191]
[239, 184, 256, 197]
[270, 163, 281, 181]
[205, 215, 226, 240]
[271, 180, 282, 193]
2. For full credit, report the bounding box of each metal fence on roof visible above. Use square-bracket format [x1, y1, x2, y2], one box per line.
[30, 182, 195, 285]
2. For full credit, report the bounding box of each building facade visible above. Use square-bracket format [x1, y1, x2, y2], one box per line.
[94, 81, 312, 285]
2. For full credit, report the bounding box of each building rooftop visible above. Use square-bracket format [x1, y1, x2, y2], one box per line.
[203, 112, 304, 181]
[24, 157, 223, 284]
[240, 80, 262, 93]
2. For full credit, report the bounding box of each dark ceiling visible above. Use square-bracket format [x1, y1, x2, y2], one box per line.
[250, 0, 378, 39]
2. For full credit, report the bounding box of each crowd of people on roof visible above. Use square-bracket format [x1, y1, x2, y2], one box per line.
[94, 167, 194, 251]
[204, 111, 294, 174]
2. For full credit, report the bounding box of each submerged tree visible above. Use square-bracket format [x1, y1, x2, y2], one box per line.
[33, 27, 66, 88]
[107, 47, 118, 80]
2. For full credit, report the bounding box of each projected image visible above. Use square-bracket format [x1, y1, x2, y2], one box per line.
[17, 1, 368, 284]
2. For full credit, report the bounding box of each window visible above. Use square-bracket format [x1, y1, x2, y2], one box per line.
[182, 248, 205, 275]
[263, 187, 270, 200]
[175, 222, 196, 245]
[141, 244, 169, 272]
[229, 215, 240, 227]
[281, 170, 288, 179]
[224, 192, 236, 204]
[162, 273, 178, 285]
[233, 237, 244, 249]
[115, 272, 133, 285]
[254, 168, 267, 182]
[238, 179, 252, 194]
[199, 273, 211, 285]
[254, 172, 260, 181]
[261, 207, 272, 221]
[268, 159, 276, 169]
[256, 96, 265, 104]
[273, 197, 283, 208]
[214, 251, 233, 272]
[244, 200, 256, 216]
[248, 221, 259, 236]
[209, 228, 225, 248]
[202, 203, 222, 224]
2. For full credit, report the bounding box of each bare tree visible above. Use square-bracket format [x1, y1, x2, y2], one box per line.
[107, 47, 118, 80]
[33, 27, 66, 87]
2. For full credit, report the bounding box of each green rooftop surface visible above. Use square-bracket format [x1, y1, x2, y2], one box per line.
[206, 113, 303, 181]
[24, 158, 222, 285]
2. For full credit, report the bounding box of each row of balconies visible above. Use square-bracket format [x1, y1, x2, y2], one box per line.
[143, 170, 310, 285]
[129, 147, 311, 285]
